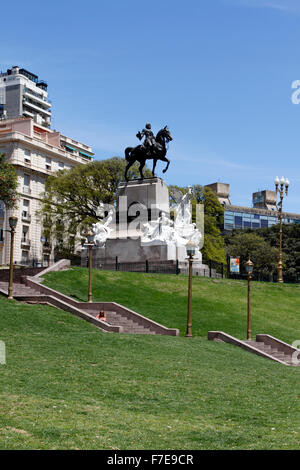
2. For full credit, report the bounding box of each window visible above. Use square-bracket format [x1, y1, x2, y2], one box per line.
[23, 174, 31, 194]
[261, 219, 268, 228]
[22, 200, 30, 219]
[234, 216, 243, 227]
[45, 157, 51, 171]
[22, 226, 29, 242]
[0, 229, 3, 241]
[58, 161, 64, 169]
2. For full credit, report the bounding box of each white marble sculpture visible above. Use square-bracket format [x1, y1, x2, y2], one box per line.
[141, 187, 202, 254]
[90, 186, 202, 255]
[174, 186, 193, 227]
[92, 209, 114, 246]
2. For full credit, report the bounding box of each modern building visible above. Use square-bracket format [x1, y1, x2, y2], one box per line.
[0, 66, 51, 127]
[0, 116, 94, 266]
[206, 182, 300, 232]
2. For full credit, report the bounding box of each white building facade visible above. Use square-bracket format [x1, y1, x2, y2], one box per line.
[0, 117, 94, 266]
[0, 66, 51, 128]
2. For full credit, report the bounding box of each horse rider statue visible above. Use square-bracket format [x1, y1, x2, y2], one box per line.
[136, 123, 158, 157]
[124, 123, 172, 180]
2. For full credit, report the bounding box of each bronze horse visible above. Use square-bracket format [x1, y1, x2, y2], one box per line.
[124, 126, 172, 181]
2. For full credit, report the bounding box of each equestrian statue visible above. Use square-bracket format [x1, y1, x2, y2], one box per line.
[124, 123, 173, 181]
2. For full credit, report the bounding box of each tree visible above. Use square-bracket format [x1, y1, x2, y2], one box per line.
[225, 231, 279, 278]
[41, 157, 152, 224]
[40, 157, 152, 256]
[0, 153, 18, 209]
[251, 224, 300, 280]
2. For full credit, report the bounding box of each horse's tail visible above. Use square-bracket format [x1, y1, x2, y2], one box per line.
[125, 147, 133, 162]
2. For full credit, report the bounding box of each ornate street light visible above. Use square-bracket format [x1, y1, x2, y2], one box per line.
[245, 258, 254, 340]
[274, 176, 289, 283]
[8, 216, 18, 300]
[85, 230, 95, 303]
[185, 240, 196, 338]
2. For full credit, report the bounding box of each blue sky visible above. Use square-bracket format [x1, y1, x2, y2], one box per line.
[2, 0, 300, 211]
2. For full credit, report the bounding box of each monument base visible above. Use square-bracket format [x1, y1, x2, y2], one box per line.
[82, 177, 205, 269]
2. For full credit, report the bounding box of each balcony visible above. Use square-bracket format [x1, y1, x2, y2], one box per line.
[21, 239, 31, 249]
[22, 213, 31, 223]
[23, 108, 34, 118]
[23, 88, 51, 107]
[22, 99, 51, 117]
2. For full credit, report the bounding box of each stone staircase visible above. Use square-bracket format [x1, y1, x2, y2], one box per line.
[244, 340, 296, 365]
[208, 331, 300, 366]
[102, 311, 156, 334]
[0, 281, 38, 297]
[77, 308, 157, 335]
[0, 276, 178, 337]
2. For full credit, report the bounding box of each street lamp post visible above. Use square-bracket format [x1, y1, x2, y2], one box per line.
[8, 216, 18, 300]
[185, 240, 196, 338]
[274, 176, 289, 283]
[245, 258, 254, 340]
[86, 230, 94, 303]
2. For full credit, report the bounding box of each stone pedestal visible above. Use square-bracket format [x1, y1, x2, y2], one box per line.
[116, 177, 170, 223]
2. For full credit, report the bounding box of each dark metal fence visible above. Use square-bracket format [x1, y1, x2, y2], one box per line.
[79, 256, 225, 278]
[92, 259, 180, 275]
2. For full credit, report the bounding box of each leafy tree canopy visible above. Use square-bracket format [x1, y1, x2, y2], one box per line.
[225, 231, 279, 276]
[243, 224, 300, 280]
[41, 157, 152, 228]
[0, 153, 18, 209]
[40, 157, 152, 256]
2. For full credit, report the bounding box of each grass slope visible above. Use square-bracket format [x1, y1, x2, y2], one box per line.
[44, 267, 300, 343]
[0, 269, 299, 449]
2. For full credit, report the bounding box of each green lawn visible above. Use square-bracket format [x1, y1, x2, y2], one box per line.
[0, 268, 299, 450]
[44, 267, 300, 343]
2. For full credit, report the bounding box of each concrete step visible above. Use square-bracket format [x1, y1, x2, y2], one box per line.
[87, 310, 156, 335]
[245, 340, 291, 362]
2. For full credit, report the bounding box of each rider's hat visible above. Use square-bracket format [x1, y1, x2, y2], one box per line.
[145, 123, 151, 129]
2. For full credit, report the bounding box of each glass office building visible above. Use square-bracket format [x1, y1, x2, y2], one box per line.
[224, 206, 300, 231]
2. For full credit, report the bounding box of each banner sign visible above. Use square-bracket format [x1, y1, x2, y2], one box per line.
[230, 257, 240, 273]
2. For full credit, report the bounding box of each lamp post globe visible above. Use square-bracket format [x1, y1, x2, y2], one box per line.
[245, 258, 254, 276]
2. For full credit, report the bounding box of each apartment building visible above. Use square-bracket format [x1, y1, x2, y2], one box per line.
[0, 117, 94, 266]
[0, 66, 51, 127]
